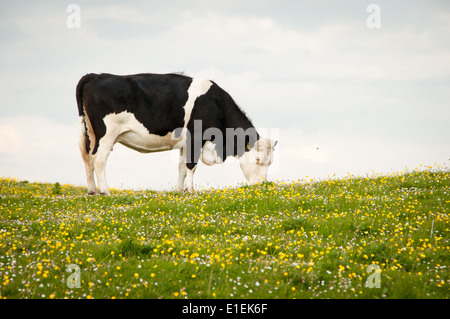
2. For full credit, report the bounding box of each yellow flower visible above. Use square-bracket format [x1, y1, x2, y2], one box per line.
[192, 274, 196, 279]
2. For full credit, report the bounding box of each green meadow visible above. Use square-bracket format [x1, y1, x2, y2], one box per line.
[0, 166, 449, 299]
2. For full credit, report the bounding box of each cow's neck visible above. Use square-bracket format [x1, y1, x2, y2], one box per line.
[226, 106, 260, 138]
[225, 107, 260, 159]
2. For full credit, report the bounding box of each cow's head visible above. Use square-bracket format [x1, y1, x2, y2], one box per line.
[239, 137, 277, 184]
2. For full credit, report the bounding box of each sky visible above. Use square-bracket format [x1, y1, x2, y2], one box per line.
[0, 0, 449, 191]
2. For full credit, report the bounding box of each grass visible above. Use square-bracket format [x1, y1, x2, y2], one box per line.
[0, 165, 449, 299]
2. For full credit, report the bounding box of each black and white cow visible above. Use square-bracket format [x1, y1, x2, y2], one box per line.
[76, 73, 277, 194]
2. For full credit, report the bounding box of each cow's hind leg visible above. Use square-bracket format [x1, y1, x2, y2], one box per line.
[93, 137, 114, 195]
[79, 117, 97, 194]
[83, 153, 97, 195]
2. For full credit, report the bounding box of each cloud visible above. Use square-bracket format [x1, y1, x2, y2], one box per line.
[275, 128, 450, 182]
[0, 116, 81, 183]
[0, 1, 449, 189]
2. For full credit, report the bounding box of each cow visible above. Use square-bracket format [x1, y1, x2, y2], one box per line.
[76, 73, 277, 195]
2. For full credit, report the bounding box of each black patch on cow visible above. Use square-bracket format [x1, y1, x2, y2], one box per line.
[79, 73, 192, 154]
[185, 82, 259, 170]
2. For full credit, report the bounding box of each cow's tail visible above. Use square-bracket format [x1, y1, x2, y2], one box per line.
[76, 73, 97, 157]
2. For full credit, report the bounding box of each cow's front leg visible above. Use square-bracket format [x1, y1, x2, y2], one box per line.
[183, 127, 201, 191]
[185, 164, 197, 192]
[176, 148, 187, 191]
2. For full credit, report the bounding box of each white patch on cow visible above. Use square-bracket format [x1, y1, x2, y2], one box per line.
[102, 111, 179, 153]
[201, 141, 223, 166]
[183, 78, 213, 126]
[173, 78, 213, 149]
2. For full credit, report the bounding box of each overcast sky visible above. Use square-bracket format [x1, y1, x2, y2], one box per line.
[0, 1, 449, 191]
